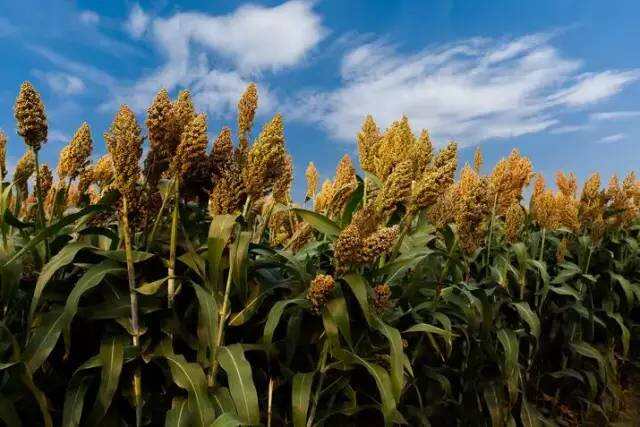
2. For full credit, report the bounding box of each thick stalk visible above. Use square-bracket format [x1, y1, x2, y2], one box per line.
[121, 197, 142, 426]
[485, 193, 498, 270]
[534, 228, 547, 308]
[167, 178, 179, 307]
[208, 229, 236, 386]
[32, 148, 49, 260]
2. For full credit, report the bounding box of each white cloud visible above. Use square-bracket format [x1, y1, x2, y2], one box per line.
[549, 124, 591, 134]
[125, 4, 150, 39]
[33, 70, 86, 95]
[107, 1, 324, 119]
[590, 110, 640, 121]
[551, 70, 640, 106]
[79, 11, 100, 25]
[598, 133, 626, 144]
[289, 33, 640, 145]
[48, 129, 69, 143]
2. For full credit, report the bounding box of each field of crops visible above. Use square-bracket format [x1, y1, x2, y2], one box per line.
[0, 81, 639, 426]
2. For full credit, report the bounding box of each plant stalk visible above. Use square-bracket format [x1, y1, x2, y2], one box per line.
[167, 178, 179, 307]
[32, 148, 49, 260]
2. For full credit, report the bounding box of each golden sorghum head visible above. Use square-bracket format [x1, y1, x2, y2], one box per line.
[556, 171, 577, 198]
[0, 130, 7, 178]
[606, 173, 639, 228]
[363, 225, 399, 261]
[307, 274, 335, 314]
[373, 283, 392, 313]
[14, 82, 47, 150]
[554, 192, 580, 232]
[504, 203, 524, 243]
[375, 159, 414, 215]
[305, 161, 318, 201]
[579, 172, 604, 232]
[39, 164, 53, 197]
[357, 115, 381, 173]
[530, 174, 557, 230]
[314, 179, 334, 213]
[209, 164, 246, 215]
[453, 165, 490, 254]
[433, 141, 458, 187]
[243, 113, 287, 199]
[104, 105, 143, 203]
[237, 83, 258, 149]
[289, 223, 314, 252]
[273, 154, 293, 204]
[13, 150, 35, 196]
[374, 116, 415, 181]
[147, 88, 177, 160]
[173, 90, 196, 135]
[210, 127, 234, 180]
[411, 129, 433, 175]
[411, 168, 440, 211]
[57, 122, 93, 179]
[170, 113, 208, 179]
[328, 154, 357, 217]
[488, 149, 532, 215]
[268, 208, 294, 247]
[473, 146, 483, 173]
[556, 238, 569, 264]
[77, 166, 94, 196]
[93, 154, 114, 187]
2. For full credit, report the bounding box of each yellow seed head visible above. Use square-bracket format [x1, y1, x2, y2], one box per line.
[314, 179, 334, 213]
[13, 150, 35, 196]
[453, 165, 490, 253]
[244, 113, 287, 199]
[357, 115, 381, 173]
[14, 81, 48, 149]
[57, 122, 93, 179]
[579, 172, 604, 232]
[504, 203, 524, 243]
[104, 105, 143, 203]
[556, 238, 569, 264]
[307, 274, 335, 314]
[170, 113, 209, 179]
[39, 164, 53, 197]
[555, 171, 577, 198]
[0, 130, 7, 178]
[488, 149, 532, 215]
[210, 127, 234, 179]
[173, 90, 196, 136]
[433, 141, 458, 188]
[374, 116, 415, 180]
[93, 154, 114, 187]
[411, 129, 433, 175]
[373, 283, 392, 313]
[77, 166, 94, 196]
[147, 88, 178, 161]
[375, 159, 414, 215]
[273, 154, 293, 204]
[328, 154, 357, 217]
[209, 164, 246, 215]
[237, 83, 258, 151]
[305, 161, 319, 200]
[473, 146, 483, 173]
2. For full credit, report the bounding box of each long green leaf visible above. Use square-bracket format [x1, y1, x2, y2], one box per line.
[262, 298, 306, 346]
[513, 302, 540, 341]
[193, 284, 218, 363]
[375, 319, 406, 401]
[497, 329, 519, 403]
[23, 311, 64, 373]
[290, 208, 341, 238]
[207, 214, 237, 292]
[87, 336, 124, 425]
[292, 372, 314, 427]
[62, 375, 90, 427]
[218, 344, 260, 425]
[342, 274, 372, 324]
[211, 413, 247, 427]
[165, 397, 191, 427]
[231, 231, 251, 302]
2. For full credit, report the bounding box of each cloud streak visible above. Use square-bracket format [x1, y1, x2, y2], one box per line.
[289, 33, 640, 145]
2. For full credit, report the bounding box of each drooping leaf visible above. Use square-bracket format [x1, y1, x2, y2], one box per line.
[23, 311, 64, 374]
[513, 302, 540, 341]
[165, 397, 191, 427]
[207, 214, 238, 292]
[262, 298, 306, 346]
[291, 372, 314, 427]
[342, 274, 372, 324]
[497, 329, 519, 403]
[193, 284, 218, 363]
[217, 344, 260, 425]
[87, 336, 125, 425]
[375, 318, 406, 401]
[290, 208, 341, 238]
[62, 375, 90, 427]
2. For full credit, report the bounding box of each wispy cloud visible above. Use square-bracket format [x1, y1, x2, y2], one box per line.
[0, 17, 17, 37]
[108, 0, 326, 118]
[125, 4, 150, 39]
[590, 110, 640, 121]
[32, 70, 86, 95]
[549, 124, 592, 134]
[598, 133, 626, 143]
[78, 10, 100, 25]
[289, 32, 640, 145]
[48, 129, 69, 144]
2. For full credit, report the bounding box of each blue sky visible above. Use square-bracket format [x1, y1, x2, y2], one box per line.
[1, 0, 639, 200]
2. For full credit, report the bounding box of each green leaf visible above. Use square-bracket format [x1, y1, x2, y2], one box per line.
[164, 352, 216, 427]
[290, 208, 341, 238]
[610, 272, 635, 307]
[607, 312, 630, 358]
[520, 400, 544, 427]
[93, 249, 154, 263]
[23, 311, 64, 374]
[571, 342, 606, 380]
[0, 397, 21, 427]
[61, 260, 124, 351]
[211, 413, 247, 427]
[193, 284, 218, 363]
[87, 336, 124, 426]
[375, 319, 406, 401]
[497, 329, 519, 403]
[166, 397, 191, 427]
[548, 284, 580, 299]
[208, 214, 238, 291]
[231, 231, 252, 302]
[262, 298, 306, 346]
[136, 277, 168, 295]
[326, 296, 352, 347]
[29, 242, 92, 324]
[403, 323, 457, 339]
[62, 376, 90, 427]
[19, 365, 53, 427]
[212, 387, 237, 415]
[218, 344, 260, 425]
[342, 274, 372, 324]
[292, 372, 314, 427]
[513, 302, 540, 341]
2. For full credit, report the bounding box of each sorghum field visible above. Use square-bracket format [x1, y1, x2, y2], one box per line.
[1, 81, 639, 427]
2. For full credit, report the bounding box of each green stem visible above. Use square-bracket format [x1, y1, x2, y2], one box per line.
[167, 178, 179, 307]
[306, 343, 328, 427]
[146, 177, 175, 249]
[121, 197, 142, 426]
[32, 148, 49, 260]
[485, 193, 498, 271]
